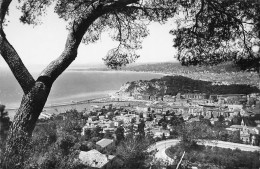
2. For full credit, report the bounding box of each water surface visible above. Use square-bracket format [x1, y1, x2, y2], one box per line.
[0, 70, 164, 108]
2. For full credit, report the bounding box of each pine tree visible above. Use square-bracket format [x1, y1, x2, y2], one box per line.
[0, 104, 10, 142]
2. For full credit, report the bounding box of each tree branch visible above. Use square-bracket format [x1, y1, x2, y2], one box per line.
[0, 0, 11, 27]
[0, 0, 35, 94]
[39, 0, 139, 84]
[193, 0, 204, 32]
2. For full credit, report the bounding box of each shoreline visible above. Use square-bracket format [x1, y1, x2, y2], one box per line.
[2, 70, 165, 109]
[67, 68, 171, 76]
[6, 92, 117, 120]
[4, 70, 165, 120]
[5, 90, 118, 110]
[7, 96, 145, 121]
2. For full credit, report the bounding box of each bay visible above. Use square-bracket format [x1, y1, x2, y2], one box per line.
[0, 70, 164, 109]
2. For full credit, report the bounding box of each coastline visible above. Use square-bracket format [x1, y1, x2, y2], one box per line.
[7, 95, 145, 121]
[4, 70, 166, 120]
[6, 90, 117, 120]
[67, 68, 171, 77]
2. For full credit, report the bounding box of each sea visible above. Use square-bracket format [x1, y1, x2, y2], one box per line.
[0, 69, 164, 109]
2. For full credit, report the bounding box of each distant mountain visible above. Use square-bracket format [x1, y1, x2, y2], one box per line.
[121, 62, 241, 73]
[68, 63, 108, 70]
[120, 62, 259, 87]
[119, 76, 259, 96]
[69, 61, 242, 73]
[68, 62, 259, 87]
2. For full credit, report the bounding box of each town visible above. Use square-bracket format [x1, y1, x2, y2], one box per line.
[34, 90, 260, 168]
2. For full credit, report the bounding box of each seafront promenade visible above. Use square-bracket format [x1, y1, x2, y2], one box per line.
[6, 96, 111, 120]
[5, 95, 142, 120]
[6, 96, 111, 110]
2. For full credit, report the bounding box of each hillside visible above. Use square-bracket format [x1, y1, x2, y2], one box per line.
[83, 62, 259, 87]
[120, 62, 259, 87]
[119, 76, 260, 96]
[122, 62, 240, 73]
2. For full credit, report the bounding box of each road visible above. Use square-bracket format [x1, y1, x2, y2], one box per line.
[148, 139, 260, 162]
[148, 139, 180, 164]
[198, 140, 260, 152]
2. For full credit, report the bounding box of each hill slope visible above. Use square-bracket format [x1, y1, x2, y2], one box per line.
[120, 62, 258, 87]
[119, 76, 259, 96]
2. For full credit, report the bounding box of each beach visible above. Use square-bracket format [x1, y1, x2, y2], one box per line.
[6, 91, 147, 121]
[1, 70, 164, 120]
[6, 92, 114, 120]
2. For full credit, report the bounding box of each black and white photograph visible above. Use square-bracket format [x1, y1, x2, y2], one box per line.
[0, 0, 260, 168]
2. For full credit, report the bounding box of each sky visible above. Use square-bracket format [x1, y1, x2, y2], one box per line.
[0, 1, 178, 71]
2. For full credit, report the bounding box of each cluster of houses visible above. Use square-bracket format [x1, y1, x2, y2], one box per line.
[113, 92, 260, 145]
[41, 92, 260, 168]
[83, 92, 260, 140]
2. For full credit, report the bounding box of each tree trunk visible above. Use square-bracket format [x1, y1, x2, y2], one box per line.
[2, 80, 51, 168]
[258, 73, 260, 89]
[0, 1, 140, 167]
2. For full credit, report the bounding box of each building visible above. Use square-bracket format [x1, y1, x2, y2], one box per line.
[39, 112, 53, 119]
[133, 94, 150, 100]
[151, 129, 170, 138]
[227, 105, 243, 112]
[251, 101, 260, 115]
[96, 138, 115, 151]
[79, 149, 115, 169]
[163, 95, 176, 102]
[114, 120, 123, 127]
[88, 116, 98, 122]
[81, 122, 99, 135]
[216, 94, 246, 100]
[227, 120, 260, 145]
[135, 105, 149, 113]
[183, 93, 208, 100]
[103, 128, 115, 135]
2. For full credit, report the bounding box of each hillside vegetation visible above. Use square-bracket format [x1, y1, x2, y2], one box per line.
[84, 62, 258, 87]
[122, 62, 240, 73]
[119, 76, 259, 96]
[120, 62, 258, 87]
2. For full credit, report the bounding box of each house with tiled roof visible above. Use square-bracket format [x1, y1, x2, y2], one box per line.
[79, 149, 116, 169]
[96, 138, 114, 151]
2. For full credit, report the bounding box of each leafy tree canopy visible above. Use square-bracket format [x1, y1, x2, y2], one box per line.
[14, 0, 177, 69]
[171, 0, 260, 72]
[12, 1, 260, 69]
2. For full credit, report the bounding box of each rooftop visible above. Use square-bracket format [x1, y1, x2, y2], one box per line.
[230, 125, 243, 129]
[79, 149, 115, 168]
[96, 138, 114, 148]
